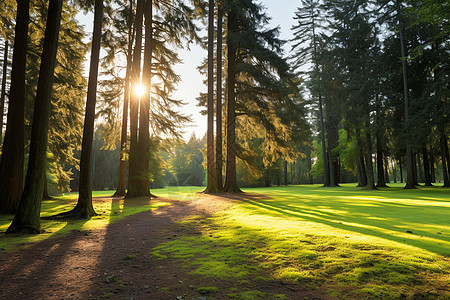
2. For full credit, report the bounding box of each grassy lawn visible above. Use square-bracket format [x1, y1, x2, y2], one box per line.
[1, 184, 449, 299]
[0, 190, 172, 252]
[152, 183, 450, 299]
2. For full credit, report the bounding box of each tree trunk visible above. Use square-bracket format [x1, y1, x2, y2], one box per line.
[376, 133, 387, 187]
[384, 155, 390, 183]
[215, 6, 223, 192]
[318, 94, 329, 187]
[6, 0, 63, 233]
[399, 157, 403, 183]
[0, 0, 30, 214]
[0, 40, 8, 144]
[440, 134, 450, 187]
[223, 9, 241, 193]
[430, 147, 436, 183]
[307, 146, 313, 184]
[205, 0, 217, 193]
[356, 127, 367, 187]
[412, 152, 418, 185]
[284, 160, 288, 186]
[132, 0, 152, 197]
[444, 134, 450, 181]
[43, 174, 52, 200]
[364, 130, 376, 190]
[70, 0, 103, 218]
[113, 0, 135, 197]
[417, 152, 424, 183]
[126, 0, 144, 198]
[422, 147, 432, 186]
[392, 159, 397, 183]
[397, 1, 415, 189]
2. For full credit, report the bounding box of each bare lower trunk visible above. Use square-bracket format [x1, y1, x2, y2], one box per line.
[356, 128, 367, 187]
[384, 155, 390, 183]
[0, 40, 8, 144]
[0, 0, 29, 214]
[399, 157, 403, 183]
[215, 7, 223, 192]
[205, 0, 217, 193]
[430, 147, 436, 183]
[7, 0, 62, 233]
[126, 0, 144, 198]
[114, 1, 134, 197]
[72, 0, 103, 217]
[422, 147, 432, 186]
[440, 135, 450, 187]
[223, 9, 241, 193]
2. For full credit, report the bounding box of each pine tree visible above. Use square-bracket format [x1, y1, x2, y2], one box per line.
[291, 0, 330, 186]
[0, 0, 30, 214]
[204, 0, 217, 193]
[6, 0, 63, 233]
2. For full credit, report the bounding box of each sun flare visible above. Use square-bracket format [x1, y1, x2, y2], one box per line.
[134, 83, 145, 96]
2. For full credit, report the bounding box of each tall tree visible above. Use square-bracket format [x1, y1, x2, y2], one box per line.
[215, 3, 224, 191]
[135, 0, 152, 196]
[6, 0, 63, 233]
[291, 0, 330, 186]
[396, 0, 415, 189]
[205, 0, 217, 193]
[0, 0, 30, 214]
[125, 0, 144, 198]
[113, 0, 134, 197]
[63, 0, 103, 218]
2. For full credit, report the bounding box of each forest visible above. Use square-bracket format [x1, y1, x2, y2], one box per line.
[0, 0, 449, 299]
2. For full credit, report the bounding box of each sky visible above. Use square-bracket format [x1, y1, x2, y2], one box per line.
[79, 0, 300, 140]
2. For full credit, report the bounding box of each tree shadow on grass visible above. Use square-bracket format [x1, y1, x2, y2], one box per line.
[236, 191, 450, 256]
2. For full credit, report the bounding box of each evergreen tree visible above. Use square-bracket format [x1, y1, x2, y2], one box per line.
[291, 0, 330, 186]
[7, 0, 63, 233]
[0, 0, 30, 213]
[205, 0, 217, 193]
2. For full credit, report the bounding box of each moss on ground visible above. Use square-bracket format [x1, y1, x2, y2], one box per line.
[151, 184, 450, 299]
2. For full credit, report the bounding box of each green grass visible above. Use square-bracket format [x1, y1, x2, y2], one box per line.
[152, 183, 450, 299]
[0, 189, 171, 252]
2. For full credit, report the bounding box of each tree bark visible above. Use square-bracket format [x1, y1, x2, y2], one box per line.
[215, 6, 223, 192]
[319, 94, 329, 187]
[364, 130, 376, 190]
[440, 134, 450, 187]
[0, 40, 8, 144]
[6, 0, 63, 233]
[356, 127, 367, 187]
[205, 0, 217, 193]
[132, 0, 152, 197]
[71, 0, 103, 218]
[376, 133, 387, 187]
[422, 147, 432, 186]
[430, 147, 436, 183]
[126, 0, 144, 198]
[43, 174, 52, 200]
[223, 8, 241, 193]
[417, 152, 424, 183]
[114, 0, 135, 197]
[397, 0, 415, 189]
[399, 157, 403, 183]
[284, 160, 288, 186]
[384, 155, 390, 183]
[0, 0, 30, 214]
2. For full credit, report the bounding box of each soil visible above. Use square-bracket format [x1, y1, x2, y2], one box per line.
[0, 194, 332, 300]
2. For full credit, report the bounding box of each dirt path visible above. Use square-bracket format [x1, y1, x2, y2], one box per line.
[0, 195, 329, 300]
